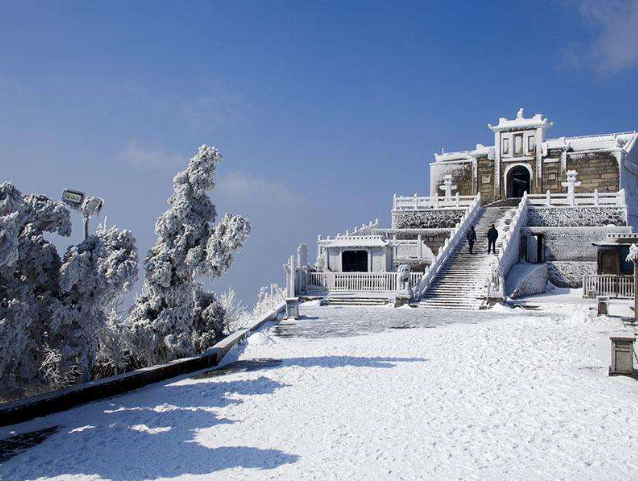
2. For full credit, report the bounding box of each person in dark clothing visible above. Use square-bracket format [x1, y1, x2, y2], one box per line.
[466, 225, 477, 254]
[487, 224, 498, 254]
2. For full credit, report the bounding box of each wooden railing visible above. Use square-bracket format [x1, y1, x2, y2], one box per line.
[307, 272, 423, 292]
[416, 193, 482, 298]
[393, 193, 476, 211]
[582, 275, 634, 299]
[527, 189, 625, 207]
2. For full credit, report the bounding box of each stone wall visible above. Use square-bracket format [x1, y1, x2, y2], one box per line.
[478, 158, 495, 203]
[546, 261, 596, 288]
[567, 152, 619, 193]
[381, 228, 451, 253]
[392, 258, 430, 272]
[527, 206, 627, 227]
[430, 161, 473, 196]
[522, 226, 631, 262]
[541, 159, 561, 192]
[392, 209, 466, 229]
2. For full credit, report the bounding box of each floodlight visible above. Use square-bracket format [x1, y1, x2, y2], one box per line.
[62, 189, 85, 210]
[83, 196, 104, 216]
[61, 189, 105, 240]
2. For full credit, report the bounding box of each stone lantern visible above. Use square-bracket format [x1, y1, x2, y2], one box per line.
[609, 332, 636, 376]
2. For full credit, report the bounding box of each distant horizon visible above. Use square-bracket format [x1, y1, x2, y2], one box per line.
[2, 0, 638, 306]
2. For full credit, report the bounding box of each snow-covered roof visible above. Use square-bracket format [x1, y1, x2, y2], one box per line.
[488, 108, 553, 132]
[434, 144, 495, 163]
[318, 235, 391, 248]
[546, 132, 638, 154]
[593, 233, 638, 246]
[435, 132, 637, 163]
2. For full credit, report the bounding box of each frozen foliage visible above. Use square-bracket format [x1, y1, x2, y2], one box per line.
[128, 145, 251, 366]
[51, 225, 138, 383]
[251, 283, 286, 318]
[219, 288, 249, 334]
[0, 182, 137, 397]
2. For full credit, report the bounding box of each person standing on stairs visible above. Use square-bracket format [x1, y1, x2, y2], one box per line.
[466, 225, 477, 254]
[487, 224, 499, 254]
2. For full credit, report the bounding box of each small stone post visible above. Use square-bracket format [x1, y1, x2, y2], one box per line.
[561, 170, 581, 206]
[285, 255, 300, 320]
[627, 244, 638, 321]
[609, 332, 636, 376]
[297, 243, 308, 293]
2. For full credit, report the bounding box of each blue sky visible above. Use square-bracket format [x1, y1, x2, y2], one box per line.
[2, 0, 638, 306]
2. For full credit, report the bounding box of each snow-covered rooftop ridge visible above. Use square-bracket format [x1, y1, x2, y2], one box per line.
[488, 108, 553, 132]
[318, 235, 390, 248]
[434, 131, 638, 162]
[434, 144, 495, 162]
[546, 131, 638, 153]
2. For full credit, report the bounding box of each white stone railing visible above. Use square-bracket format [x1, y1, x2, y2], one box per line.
[393, 193, 476, 211]
[307, 272, 423, 292]
[582, 275, 634, 299]
[527, 189, 625, 207]
[489, 193, 529, 299]
[415, 193, 482, 299]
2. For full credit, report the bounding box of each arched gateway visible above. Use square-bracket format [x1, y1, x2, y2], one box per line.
[506, 165, 531, 198]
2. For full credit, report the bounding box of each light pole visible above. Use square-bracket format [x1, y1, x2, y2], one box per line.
[61, 189, 104, 240]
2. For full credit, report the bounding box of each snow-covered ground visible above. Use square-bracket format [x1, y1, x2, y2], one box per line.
[2, 291, 638, 480]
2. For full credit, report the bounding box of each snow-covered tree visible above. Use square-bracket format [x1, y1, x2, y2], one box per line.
[0, 183, 71, 395]
[128, 145, 251, 365]
[49, 225, 138, 383]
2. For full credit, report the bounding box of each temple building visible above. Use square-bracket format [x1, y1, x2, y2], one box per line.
[288, 109, 638, 309]
[430, 108, 638, 218]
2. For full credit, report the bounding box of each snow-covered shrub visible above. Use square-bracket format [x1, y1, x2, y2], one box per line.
[128, 145, 251, 366]
[251, 284, 286, 318]
[0, 182, 138, 397]
[314, 253, 326, 271]
[219, 288, 249, 334]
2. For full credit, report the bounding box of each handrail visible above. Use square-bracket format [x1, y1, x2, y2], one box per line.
[306, 271, 424, 293]
[393, 193, 476, 211]
[488, 192, 529, 299]
[582, 274, 635, 299]
[526, 189, 624, 207]
[415, 192, 482, 299]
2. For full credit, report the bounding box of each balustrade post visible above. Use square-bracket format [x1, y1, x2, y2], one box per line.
[593, 189, 599, 206]
[434, 194, 439, 209]
[418, 234, 423, 258]
[393, 193, 397, 210]
[455, 192, 460, 207]
[413, 193, 418, 210]
[546, 190, 551, 206]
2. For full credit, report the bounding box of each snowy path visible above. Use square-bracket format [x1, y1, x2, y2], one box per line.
[2, 296, 638, 480]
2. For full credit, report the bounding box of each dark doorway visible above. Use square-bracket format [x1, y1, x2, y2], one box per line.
[507, 166, 531, 198]
[342, 250, 368, 272]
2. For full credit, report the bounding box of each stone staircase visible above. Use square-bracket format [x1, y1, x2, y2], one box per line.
[322, 294, 391, 307]
[417, 205, 519, 310]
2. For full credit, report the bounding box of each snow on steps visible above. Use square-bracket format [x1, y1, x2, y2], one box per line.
[322, 293, 391, 306]
[418, 205, 519, 311]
